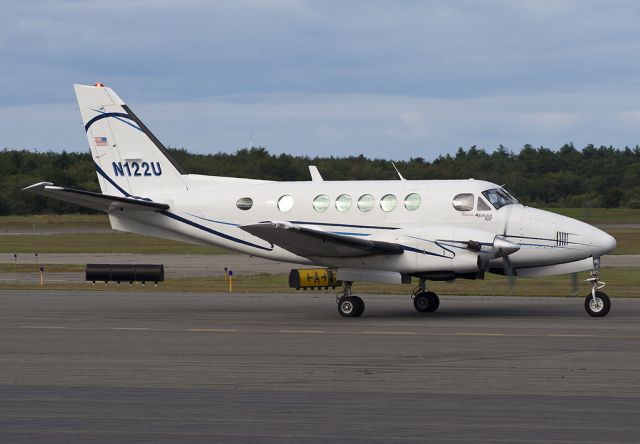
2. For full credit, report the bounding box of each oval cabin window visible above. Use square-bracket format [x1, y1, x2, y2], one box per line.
[313, 194, 330, 212]
[236, 197, 253, 210]
[404, 193, 421, 211]
[357, 194, 375, 212]
[277, 195, 294, 212]
[380, 194, 397, 212]
[335, 194, 352, 212]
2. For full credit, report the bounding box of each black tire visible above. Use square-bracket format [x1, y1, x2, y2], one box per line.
[426, 291, 440, 313]
[413, 292, 429, 312]
[352, 296, 365, 317]
[414, 291, 440, 313]
[338, 296, 359, 318]
[584, 291, 611, 317]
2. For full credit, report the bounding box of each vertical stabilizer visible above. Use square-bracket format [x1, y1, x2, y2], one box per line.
[74, 83, 187, 197]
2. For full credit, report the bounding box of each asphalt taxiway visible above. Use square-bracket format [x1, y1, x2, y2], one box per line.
[2, 290, 640, 442]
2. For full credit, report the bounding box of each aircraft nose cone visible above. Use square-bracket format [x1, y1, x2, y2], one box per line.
[591, 228, 617, 256]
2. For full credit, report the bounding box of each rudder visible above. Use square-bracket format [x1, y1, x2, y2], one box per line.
[74, 83, 187, 197]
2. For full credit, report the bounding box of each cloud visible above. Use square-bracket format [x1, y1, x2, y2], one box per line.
[2, 0, 640, 159]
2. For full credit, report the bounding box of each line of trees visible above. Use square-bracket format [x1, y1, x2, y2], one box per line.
[1, 143, 639, 215]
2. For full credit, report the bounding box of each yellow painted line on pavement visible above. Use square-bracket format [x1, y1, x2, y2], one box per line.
[278, 330, 326, 334]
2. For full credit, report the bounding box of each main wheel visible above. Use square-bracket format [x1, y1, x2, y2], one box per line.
[584, 291, 611, 317]
[426, 292, 440, 312]
[352, 295, 365, 317]
[338, 296, 363, 318]
[413, 291, 439, 313]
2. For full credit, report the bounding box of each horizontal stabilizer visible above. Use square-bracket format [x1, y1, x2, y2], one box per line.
[23, 182, 169, 213]
[241, 221, 404, 257]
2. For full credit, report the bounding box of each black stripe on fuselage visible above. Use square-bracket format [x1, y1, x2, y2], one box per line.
[286, 221, 400, 230]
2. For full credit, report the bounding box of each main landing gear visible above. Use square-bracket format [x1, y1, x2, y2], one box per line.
[337, 279, 442, 318]
[584, 257, 611, 317]
[412, 279, 440, 313]
[337, 281, 364, 318]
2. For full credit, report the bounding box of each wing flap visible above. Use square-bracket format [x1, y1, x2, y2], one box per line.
[241, 221, 403, 257]
[23, 182, 169, 212]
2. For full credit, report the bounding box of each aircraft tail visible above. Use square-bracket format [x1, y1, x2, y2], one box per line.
[74, 83, 187, 197]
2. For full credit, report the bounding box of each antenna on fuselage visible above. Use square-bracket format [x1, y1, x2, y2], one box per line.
[309, 165, 323, 182]
[391, 162, 406, 181]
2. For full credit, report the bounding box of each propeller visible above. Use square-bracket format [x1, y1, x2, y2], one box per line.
[570, 272, 579, 295]
[468, 202, 520, 295]
[501, 203, 518, 293]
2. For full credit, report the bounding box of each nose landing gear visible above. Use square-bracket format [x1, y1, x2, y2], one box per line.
[584, 257, 610, 317]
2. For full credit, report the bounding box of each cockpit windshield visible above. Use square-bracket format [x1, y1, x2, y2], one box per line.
[482, 188, 519, 210]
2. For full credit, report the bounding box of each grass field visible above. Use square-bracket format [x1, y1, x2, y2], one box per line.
[2, 267, 638, 297]
[0, 214, 109, 228]
[546, 208, 640, 224]
[0, 233, 230, 255]
[601, 227, 640, 255]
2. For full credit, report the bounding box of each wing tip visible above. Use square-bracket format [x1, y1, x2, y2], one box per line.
[22, 181, 54, 192]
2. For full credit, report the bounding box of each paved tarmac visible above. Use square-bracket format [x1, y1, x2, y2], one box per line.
[2, 290, 640, 443]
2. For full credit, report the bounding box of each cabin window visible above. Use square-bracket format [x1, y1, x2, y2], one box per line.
[357, 194, 375, 212]
[404, 193, 421, 211]
[277, 195, 294, 212]
[477, 197, 491, 211]
[452, 193, 474, 211]
[236, 197, 253, 210]
[380, 194, 397, 212]
[335, 194, 352, 212]
[313, 194, 330, 212]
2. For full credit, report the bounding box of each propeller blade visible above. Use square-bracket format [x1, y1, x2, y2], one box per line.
[570, 272, 579, 295]
[503, 255, 517, 295]
[502, 203, 514, 237]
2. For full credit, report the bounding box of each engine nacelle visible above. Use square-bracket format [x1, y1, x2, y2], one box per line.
[379, 225, 519, 275]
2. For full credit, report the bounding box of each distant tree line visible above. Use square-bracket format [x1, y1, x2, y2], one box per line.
[1, 143, 640, 215]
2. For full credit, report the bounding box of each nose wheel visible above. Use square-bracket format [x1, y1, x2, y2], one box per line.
[585, 290, 610, 317]
[584, 257, 611, 317]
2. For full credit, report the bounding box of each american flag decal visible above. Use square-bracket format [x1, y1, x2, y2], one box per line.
[94, 136, 108, 146]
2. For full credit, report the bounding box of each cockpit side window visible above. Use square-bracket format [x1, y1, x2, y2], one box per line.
[452, 193, 474, 211]
[477, 196, 491, 211]
[482, 188, 518, 210]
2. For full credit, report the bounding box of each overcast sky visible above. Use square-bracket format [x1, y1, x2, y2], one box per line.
[2, 0, 640, 160]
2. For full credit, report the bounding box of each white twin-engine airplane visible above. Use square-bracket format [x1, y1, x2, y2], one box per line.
[25, 84, 617, 318]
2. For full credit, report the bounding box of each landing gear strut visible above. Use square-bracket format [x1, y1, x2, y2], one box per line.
[337, 281, 364, 318]
[412, 279, 440, 313]
[584, 257, 611, 317]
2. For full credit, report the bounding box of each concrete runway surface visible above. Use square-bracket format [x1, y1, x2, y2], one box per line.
[2, 290, 640, 443]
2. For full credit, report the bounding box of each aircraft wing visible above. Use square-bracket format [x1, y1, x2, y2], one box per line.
[23, 182, 169, 212]
[241, 221, 404, 257]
